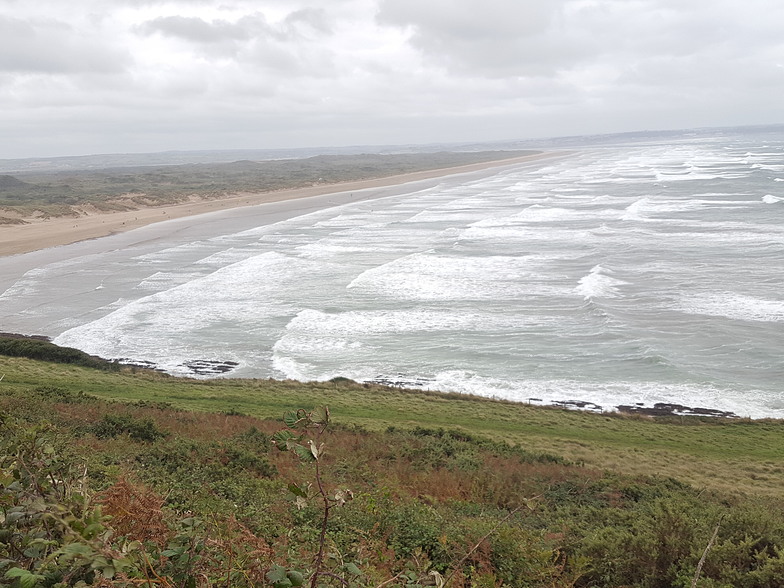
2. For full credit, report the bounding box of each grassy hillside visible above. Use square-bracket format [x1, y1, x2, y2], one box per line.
[3, 343, 784, 587]
[2, 350, 783, 499]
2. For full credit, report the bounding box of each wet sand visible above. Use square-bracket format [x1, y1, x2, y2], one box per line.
[0, 152, 563, 257]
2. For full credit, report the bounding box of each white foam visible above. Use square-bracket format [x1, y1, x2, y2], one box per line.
[762, 194, 783, 204]
[277, 334, 362, 353]
[281, 308, 512, 336]
[575, 265, 627, 300]
[271, 355, 315, 381]
[655, 170, 725, 182]
[0, 276, 41, 300]
[53, 251, 324, 361]
[426, 372, 784, 419]
[622, 198, 654, 222]
[635, 227, 784, 247]
[403, 209, 485, 224]
[346, 252, 568, 300]
[193, 248, 256, 267]
[134, 271, 200, 291]
[270, 305, 567, 383]
[295, 242, 382, 259]
[622, 197, 718, 221]
[509, 205, 616, 222]
[678, 292, 784, 322]
[313, 214, 378, 229]
[0, 259, 99, 300]
[132, 242, 214, 265]
[752, 163, 784, 172]
[460, 224, 596, 245]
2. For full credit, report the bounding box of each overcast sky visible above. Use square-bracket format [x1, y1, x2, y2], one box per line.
[1, 0, 783, 159]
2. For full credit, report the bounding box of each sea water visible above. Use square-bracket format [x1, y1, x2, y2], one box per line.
[1, 127, 783, 417]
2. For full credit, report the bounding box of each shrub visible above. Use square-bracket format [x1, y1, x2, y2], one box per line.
[91, 413, 166, 442]
[385, 502, 447, 565]
[33, 385, 94, 404]
[0, 336, 118, 370]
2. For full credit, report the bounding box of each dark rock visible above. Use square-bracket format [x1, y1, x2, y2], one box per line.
[617, 402, 738, 418]
[180, 359, 240, 376]
[368, 374, 433, 388]
[552, 399, 603, 411]
[114, 358, 160, 371]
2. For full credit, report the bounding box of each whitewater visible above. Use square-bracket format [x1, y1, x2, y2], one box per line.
[1, 127, 783, 418]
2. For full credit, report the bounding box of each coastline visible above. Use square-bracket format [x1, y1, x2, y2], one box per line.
[0, 151, 562, 257]
[0, 145, 773, 421]
[0, 331, 742, 419]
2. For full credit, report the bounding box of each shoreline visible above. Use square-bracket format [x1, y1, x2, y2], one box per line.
[0, 149, 755, 421]
[0, 332, 743, 419]
[0, 151, 563, 257]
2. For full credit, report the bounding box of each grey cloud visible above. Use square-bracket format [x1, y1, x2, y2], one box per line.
[377, 0, 560, 39]
[375, 0, 784, 85]
[376, 0, 577, 77]
[570, 1, 784, 98]
[136, 10, 335, 74]
[138, 15, 261, 44]
[1, 0, 782, 159]
[102, 0, 216, 6]
[284, 8, 332, 35]
[138, 9, 334, 46]
[0, 16, 128, 74]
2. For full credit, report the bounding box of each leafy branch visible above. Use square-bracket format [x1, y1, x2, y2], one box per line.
[271, 407, 355, 588]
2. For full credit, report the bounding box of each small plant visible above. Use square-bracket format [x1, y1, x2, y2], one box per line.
[272, 407, 356, 588]
[0, 416, 153, 586]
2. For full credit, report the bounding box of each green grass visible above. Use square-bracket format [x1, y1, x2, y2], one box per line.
[2, 354, 783, 497]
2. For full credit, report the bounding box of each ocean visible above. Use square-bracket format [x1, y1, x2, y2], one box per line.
[1, 127, 783, 418]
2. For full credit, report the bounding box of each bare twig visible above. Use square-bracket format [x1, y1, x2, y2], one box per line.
[376, 572, 404, 588]
[310, 454, 333, 588]
[691, 517, 723, 588]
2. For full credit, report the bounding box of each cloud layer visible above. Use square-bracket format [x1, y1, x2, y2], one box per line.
[1, 0, 782, 158]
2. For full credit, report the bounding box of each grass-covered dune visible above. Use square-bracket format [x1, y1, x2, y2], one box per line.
[0, 151, 537, 222]
[2, 338, 784, 586]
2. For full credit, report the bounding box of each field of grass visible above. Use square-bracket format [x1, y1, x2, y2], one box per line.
[5, 341, 784, 587]
[2, 351, 782, 499]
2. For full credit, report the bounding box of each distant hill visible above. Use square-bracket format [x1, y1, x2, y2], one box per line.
[0, 144, 485, 174]
[0, 174, 28, 190]
[2, 124, 783, 174]
[0, 150, 540, 215]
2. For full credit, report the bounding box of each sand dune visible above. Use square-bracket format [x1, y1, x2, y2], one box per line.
[0, 152, 562, 257]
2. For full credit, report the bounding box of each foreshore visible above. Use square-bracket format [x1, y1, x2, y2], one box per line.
[0, 330, 743, 418]
[0, 151, 562, 257]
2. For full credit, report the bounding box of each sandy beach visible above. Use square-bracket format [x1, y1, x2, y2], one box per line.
[0, 151, 562, 257]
